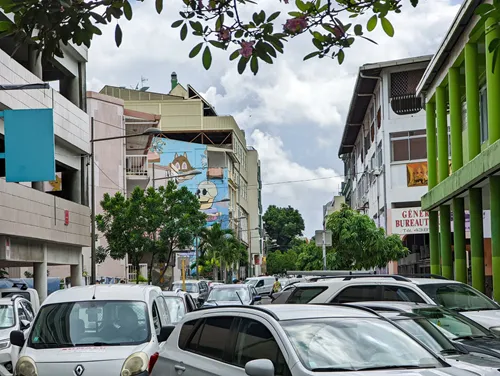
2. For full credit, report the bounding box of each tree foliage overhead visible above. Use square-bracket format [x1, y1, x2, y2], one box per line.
[96, 182, 206, 283]
[326, 204, 408, 270]
[263, 205, 305, 251]
[0, 0, 419, 74]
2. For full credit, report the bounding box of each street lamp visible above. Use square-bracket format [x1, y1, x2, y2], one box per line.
[90, 122, 162, 284]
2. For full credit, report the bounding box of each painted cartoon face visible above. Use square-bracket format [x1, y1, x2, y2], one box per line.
[171, 152, 193, 172]
[196, 181, 217, 210]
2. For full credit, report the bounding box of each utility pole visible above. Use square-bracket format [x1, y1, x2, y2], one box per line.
[90, 117, 96, 285]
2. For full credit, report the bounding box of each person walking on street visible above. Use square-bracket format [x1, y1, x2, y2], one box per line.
[272, 277, 281, 293]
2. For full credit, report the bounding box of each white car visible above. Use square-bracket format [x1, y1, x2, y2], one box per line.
[10, 284, 175, 376]
[151, 304, 482, 376]
[277, 275, 500, 332]
[0, 296, 35, 376]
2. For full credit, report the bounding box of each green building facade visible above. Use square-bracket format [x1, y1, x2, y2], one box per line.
[418, 0, 500, 299]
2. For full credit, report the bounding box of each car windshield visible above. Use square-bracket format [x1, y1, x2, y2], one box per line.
[419, 283, 499, 312]
[28, 301, 151, 349]
[163, 297, 186, 324]
[281, 318, 442, 371]
[207, 287, 250, 302]
[172, 283, 199, 293]
[412, 307, 492, 340]
[0, 305, 14, 329]
[393, 318, 456, 354]
[244, 279, 258, 286]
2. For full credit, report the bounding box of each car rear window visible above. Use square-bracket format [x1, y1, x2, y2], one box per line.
[286, 287, 327, 304]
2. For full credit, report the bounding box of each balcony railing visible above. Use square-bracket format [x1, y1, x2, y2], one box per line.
[126, 155, 149, 178]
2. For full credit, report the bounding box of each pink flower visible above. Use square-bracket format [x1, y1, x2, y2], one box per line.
[332, 25, 344, 38]
[284, 17, 307, 34]
[239, 41, 254, 58]
[198, 0, 203, 8]
[283, 0, 289, 3]
[218, 27, 231, 41]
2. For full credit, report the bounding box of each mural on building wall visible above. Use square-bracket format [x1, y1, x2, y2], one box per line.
[151, 138, 230, 230]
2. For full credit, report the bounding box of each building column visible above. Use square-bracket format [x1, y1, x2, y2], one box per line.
[440, 205, 453, 279]
[426, 101, 440, 275]
[27, 45, 42, 80]
[470, 188, 485, 291]
[71, 260, 83, 287]
[449, 67, 466, 282]
[60, 75, 80, 108]
[33, 244, 48, 303]
[486, 16, 500, 301]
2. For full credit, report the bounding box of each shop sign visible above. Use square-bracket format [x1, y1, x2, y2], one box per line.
[392, 208, 429, 234]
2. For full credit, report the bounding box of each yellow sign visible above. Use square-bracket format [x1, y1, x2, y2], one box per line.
[407, 162, 428, 187]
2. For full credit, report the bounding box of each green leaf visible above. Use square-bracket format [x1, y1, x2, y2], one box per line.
[288, 11, 303, 17]
[190, 21, 203, 33]
[475, 3, 494, 16]
[237, 57, 249, 74]
[216, 14, 224, 30]
[354, 24, 362, 36]
[123, 1, 133, 20]
[262, 42, 277, 58]
[0, 21, 12, 32]
[380, 17, 394, 37]
[230, 50, 240, 61]
[410, 0, 418, 6]
[367, 15, 377, 32]
[489, 38, 500, 53]
[267, 11, 280, 22]
[235, 30, 244, 38]
[155, 0, 163, 13]
[209, 40, 226, 48]
[303, 51, 320, 61]
[90, 12, 106, 24]
[337, 49, 345, 64]
[202, 46, 212, 70]
[189, 42, 203, 58]
[312, 38, 322, 50]
[295, 0, 307, 12]
[250, 55, 259, 75]
[114, 24, 123, 47]
[91, 25, 102, 35]
[172, 20, 183, 28]
[180, 23, 188, 41]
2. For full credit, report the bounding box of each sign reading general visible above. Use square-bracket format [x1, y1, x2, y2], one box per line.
[392, 208, 429, 234]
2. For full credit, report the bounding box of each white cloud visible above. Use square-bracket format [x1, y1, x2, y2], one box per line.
[87, 0, 460, 235]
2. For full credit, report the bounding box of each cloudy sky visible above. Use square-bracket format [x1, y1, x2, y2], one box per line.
[87, 0, 461, 236]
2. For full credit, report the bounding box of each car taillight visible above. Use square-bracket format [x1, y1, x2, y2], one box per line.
[148, 352, 159, 373]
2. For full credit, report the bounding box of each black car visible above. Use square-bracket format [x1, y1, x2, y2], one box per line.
[349, 301, 500, 360]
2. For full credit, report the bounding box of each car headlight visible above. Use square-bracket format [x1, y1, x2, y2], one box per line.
[490, 326, 500, 336]
[15, 356, 37, 376]
[121, 352, 148, 376]
[0, 339, 11, 350]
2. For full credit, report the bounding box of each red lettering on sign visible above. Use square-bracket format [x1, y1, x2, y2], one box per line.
[64, 210, 69, 226]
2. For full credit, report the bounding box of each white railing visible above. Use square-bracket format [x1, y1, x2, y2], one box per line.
[128, 263, 148, 282]
[126, 155, 149, 177]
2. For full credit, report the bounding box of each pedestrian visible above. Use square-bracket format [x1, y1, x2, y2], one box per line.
[232, 277, 238, 284]
[272, 277, 281, 293]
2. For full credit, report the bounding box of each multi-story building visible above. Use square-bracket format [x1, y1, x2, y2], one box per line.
[418, 0, 499, 299]
[0, 24, 90, 300]
[99, 73, 263, 278]
[339, 56, 432, 274]
[323, 195, 345, 227]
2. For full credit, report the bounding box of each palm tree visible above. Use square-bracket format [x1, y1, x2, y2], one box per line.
[198, 223, 233, 280]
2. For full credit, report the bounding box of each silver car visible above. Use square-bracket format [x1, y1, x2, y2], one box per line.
[151, 304, 482, 376]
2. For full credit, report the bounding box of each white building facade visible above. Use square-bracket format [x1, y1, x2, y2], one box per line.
[340, 56, 432, 274]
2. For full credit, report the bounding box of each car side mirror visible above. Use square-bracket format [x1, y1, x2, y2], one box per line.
[245, 359, 274, 376]
[157, 325, 175, 343]
[20, 320, 30, 330]
[253, 296, 262, 302]
[10, 330, 25, 347]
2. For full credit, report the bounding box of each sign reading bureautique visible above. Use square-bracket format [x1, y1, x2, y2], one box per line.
[392, 208, 429, 235]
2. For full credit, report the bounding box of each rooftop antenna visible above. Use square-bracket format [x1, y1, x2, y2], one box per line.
[130, 76, 150, 91]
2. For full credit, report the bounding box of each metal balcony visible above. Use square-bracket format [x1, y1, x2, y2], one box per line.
[126, 155, 149, 179]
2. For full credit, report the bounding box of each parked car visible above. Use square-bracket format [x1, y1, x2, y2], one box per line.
[243, 276, 275, 295]
[0, 296, 35, 376]
[346, 301, 500, 358]
[151, 304, 482, 376]
[171, 280, 209, 307]
[162, 290, 197, 324]
[348, 301, 500, 373]
[10, 284, 175, 376]
[276, 274, 500, 330]
[202, 284, 261, 307]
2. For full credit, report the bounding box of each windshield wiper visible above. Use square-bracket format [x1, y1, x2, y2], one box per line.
[75, 342, 120, 347]
[358, 365, 433, 371]
[440, 349, 464, 355]
[455, 335, 493, 340]
[311, 367, 355, 372]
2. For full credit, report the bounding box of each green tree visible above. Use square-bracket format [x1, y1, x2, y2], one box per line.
[326, 204, 408, 270]
[263, 205, 305, 251]
[266, 249, 298, 275]
[0, 0, 419, 74]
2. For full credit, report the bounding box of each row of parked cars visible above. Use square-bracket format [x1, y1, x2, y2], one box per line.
[8, 273, 500, 376]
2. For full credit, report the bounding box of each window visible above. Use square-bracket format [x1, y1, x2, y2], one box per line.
[382, 286, 426, 303]
[187, 317, 234, 360]
[390, 130, 427, 162]
[330, 285, 379, 303]
[233, 318, 290, 375]
[178, 319, 198, 349]
[376, 141, 383, 168]
[156, 296, 171, 326]
[287, 287, 327, 304]
[480, 87, 488, 143]
[152, 302, 161, 335]
[20, 301, 34, 321]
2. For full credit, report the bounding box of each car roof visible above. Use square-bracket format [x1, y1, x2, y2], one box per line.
[0, 298, 14, 305]
[43, 285, 161, 305]
[173, 280, 198, 284]
[211, 284, 249, 289]
[291, 277, 463, 288]
[347, 301, 438, 312]
[162, 291, 188, 297]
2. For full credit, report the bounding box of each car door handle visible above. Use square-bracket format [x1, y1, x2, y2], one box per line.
[175, 365, 186, 372]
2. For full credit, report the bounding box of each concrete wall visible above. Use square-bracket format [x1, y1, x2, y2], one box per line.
[247, 148, 262, 275]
